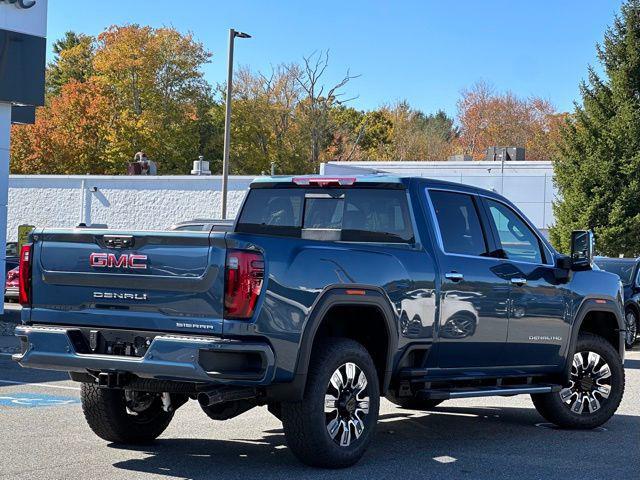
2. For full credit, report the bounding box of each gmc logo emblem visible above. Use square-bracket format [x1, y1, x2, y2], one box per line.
[89, 253, 148, 270]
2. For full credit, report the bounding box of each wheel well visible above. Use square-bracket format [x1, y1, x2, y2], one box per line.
[312, 304, 390, 390]
[579, 310, 620, 350]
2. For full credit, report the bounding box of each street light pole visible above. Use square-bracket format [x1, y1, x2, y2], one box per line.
[221, 28, 251, 219]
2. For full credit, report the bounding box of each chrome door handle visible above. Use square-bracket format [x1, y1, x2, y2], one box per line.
[445, 272, 464, 282]
[511, 277, 527, 286]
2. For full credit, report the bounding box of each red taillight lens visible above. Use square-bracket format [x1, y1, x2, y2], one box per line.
[19, 244, 32, 306]
[224, 249, 264, 319]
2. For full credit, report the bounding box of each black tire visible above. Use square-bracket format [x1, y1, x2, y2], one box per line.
[81, 383, 174, 444]
[281, 338, 380, 468]
[531, 333, 624, 429]
[386, 394, 444, 411]
[624, 308, 638, 349]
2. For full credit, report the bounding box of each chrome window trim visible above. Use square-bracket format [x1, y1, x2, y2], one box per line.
[425, 187, 554, 267]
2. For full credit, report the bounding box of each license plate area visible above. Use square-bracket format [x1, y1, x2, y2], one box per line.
[67, 328, 159, 358]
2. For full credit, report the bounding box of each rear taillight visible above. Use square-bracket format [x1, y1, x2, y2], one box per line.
[224, 249, 264, 319]
[19, 244, 32, 306]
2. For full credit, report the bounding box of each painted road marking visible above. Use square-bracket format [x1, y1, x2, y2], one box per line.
[0, 392, 80, 408]
[0, 379, 80, 391]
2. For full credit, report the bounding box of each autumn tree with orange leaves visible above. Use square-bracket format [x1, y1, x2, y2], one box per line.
[456, 81, 564, 160]
[11, 25, 214, 174]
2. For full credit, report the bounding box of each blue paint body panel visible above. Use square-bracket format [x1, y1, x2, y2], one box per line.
[14, 176, 626, 397]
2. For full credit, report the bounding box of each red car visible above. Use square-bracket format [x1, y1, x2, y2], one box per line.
[4, 266, 19, 302]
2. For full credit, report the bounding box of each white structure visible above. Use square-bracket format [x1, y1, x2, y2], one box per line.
[322, 161, 556, 235]
[0, 0, 47, 314]
[6, 162, 558, 241]
[6, 175, 253, 240]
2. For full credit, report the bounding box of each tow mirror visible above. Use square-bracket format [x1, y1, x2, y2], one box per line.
[570, 230, 594, 270]
[555, 255, 572, 270]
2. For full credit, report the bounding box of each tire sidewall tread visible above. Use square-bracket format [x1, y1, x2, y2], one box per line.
[281, 338, 380, 468]
[531, 333, 625, 429]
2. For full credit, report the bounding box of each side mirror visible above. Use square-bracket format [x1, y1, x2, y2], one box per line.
[553, 254, 572, 282]
[555, 255, 572, 270]
[570, 230, 595, 270]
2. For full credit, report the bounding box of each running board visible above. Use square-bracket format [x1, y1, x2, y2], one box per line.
[417, 384, 562, 400]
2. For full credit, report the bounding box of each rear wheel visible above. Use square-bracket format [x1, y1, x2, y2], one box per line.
[531, 333, 624, 429]
[281, 338, 380, 468]
[81, 383, 174, 443]
[624, 308, 638, 349]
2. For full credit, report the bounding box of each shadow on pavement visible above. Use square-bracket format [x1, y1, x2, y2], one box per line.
[109, 406, 640, 480]
[0, 357, 71, 386]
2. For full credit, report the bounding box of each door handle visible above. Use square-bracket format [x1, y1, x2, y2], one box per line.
[445, 272, 464, 282]
[511, 277, 527, 286]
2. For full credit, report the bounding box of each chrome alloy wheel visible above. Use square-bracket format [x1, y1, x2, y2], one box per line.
[625, 311, 638, 346]
[324, 362, 370, 447]
[559, 351, 612, 415]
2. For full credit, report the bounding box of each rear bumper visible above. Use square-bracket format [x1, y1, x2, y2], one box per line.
[12, 325, 276, 386]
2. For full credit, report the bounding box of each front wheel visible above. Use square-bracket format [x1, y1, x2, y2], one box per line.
[624, 309, 638, 349]
[531, 333, 624, 429]
[81, 384, 174, 444]
[281, 338, 380, 468]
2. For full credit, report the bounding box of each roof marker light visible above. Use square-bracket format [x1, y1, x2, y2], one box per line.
[292, 177, 356, 187]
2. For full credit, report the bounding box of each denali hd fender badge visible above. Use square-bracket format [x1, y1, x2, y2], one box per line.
[529, 335, 562, 342]
[94, 292, 148, 301]
[89, 253, 148, 270]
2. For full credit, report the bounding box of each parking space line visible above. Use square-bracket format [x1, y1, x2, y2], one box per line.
[0, 379, 80, 391]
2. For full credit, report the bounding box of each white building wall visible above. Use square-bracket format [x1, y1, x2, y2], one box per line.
[322, 161, 556, 233]
[6, 162, 558, 241]
[7, 175, 254, 241]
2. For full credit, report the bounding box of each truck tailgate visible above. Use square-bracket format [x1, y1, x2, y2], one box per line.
[27, 229, 226, 335]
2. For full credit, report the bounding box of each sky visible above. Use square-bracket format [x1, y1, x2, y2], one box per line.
[47, 0, 625, 117]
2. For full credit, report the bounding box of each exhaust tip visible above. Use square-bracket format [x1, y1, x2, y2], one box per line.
[197, 392, 211, 407]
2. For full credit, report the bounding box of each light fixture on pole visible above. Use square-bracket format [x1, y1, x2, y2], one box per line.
[221, 28, 251, 219]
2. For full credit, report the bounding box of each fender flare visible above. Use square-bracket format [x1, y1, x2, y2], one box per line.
[292, 286, 399, 398]
[562, 298, 625, 384]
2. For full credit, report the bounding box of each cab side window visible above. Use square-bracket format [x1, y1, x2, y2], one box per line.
[430, 190, 488, 256]
[485, 199, 543, 264]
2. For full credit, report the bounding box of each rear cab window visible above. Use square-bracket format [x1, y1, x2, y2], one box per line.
[429, 190, 488, 256]
[236, 187, 414, 243]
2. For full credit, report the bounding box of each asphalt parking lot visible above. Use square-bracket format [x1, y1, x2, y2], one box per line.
[0, 334, 638, 480]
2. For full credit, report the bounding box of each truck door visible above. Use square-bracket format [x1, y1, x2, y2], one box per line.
[481, 198, 570, 367]
[427, 189, 510, 369]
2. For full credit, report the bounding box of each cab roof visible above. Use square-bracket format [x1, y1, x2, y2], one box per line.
[250, 174, 406, 187]
[250, 174, 500, 197]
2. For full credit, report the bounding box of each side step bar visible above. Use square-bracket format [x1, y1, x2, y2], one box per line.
[417, 384, 562, 400]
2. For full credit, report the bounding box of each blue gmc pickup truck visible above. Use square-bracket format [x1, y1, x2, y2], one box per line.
[13, 175, 626, 468]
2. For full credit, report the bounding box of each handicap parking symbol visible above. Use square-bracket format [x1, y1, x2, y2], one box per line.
[0, 392, 80, 408]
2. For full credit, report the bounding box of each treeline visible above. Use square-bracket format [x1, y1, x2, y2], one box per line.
[10, 25, 563, 175]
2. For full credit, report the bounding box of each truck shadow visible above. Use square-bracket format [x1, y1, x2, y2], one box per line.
[110, 405, 640, 480]
[0, 357, 71, 387]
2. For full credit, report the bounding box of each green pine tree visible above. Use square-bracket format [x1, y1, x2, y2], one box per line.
[550, 0, 640, 256]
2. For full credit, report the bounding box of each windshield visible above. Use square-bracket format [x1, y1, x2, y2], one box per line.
[594, 259, 636, 284]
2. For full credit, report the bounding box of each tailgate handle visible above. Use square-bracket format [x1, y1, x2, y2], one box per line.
[103, 235, 134, 249]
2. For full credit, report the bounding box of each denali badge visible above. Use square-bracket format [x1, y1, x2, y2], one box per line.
[94, 292, 148, 301]
[529, 335, 562, 342]
[90, 252, 148, 270]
